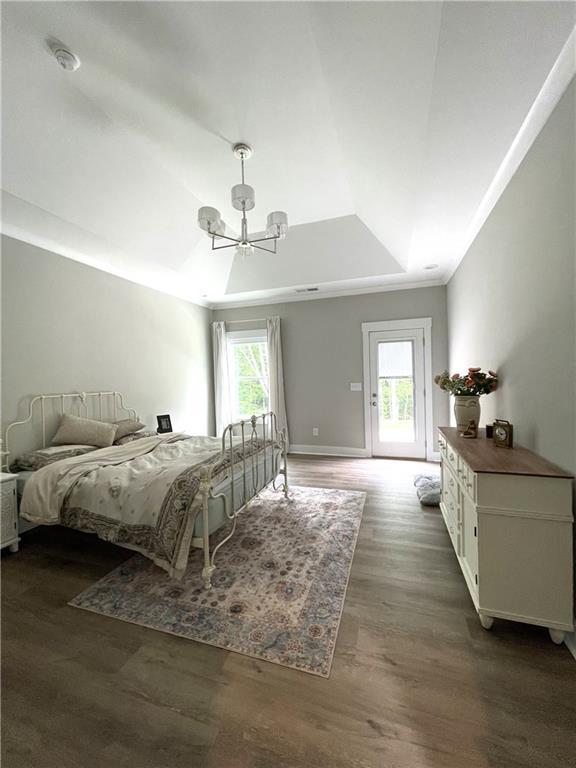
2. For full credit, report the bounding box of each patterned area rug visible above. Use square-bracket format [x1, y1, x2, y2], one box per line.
[70, 485, 366, 677]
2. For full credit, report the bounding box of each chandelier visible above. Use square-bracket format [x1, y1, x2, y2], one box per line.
[197, 143, 288, 257]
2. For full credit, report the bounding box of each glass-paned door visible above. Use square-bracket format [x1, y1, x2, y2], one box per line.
[369, 329, 426, 458]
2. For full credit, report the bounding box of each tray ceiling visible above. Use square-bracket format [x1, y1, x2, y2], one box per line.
[2, 2, 574, 306]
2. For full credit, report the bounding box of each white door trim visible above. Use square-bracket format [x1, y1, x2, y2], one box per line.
[362, 318, 435, 462]
[368, 328, 426, 458]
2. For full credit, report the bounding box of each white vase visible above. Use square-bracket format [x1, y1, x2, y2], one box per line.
[453, 395, 481, 433]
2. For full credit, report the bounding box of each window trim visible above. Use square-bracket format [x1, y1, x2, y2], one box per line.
[227, 328, 268, 345]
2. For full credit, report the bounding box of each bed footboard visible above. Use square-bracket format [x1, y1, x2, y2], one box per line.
[196, 412, 288, 589]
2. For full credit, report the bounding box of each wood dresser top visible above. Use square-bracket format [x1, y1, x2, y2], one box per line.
[438, 427, 574, 479]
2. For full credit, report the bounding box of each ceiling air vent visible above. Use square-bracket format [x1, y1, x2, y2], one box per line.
[295, 287, 319, 293]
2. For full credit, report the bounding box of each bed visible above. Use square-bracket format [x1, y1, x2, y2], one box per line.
[2, 392, 288, 588]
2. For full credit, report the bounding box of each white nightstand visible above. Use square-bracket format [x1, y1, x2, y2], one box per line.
[1, 473, 20, 553]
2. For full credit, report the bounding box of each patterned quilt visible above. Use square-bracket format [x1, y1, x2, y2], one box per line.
[20, 433, 278, 577]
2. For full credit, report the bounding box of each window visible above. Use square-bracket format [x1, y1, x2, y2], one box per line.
[377, 341, 415, 442]
[227, 330, 270, 420]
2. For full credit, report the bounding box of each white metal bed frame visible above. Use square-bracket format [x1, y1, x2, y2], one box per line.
[2, 391, 137, 467]
[196, 411, 288, 588]
[2, 392, 289, 589]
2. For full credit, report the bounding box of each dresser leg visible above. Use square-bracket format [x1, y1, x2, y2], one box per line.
[549, 629, 566, 645]
[9, 541, 19, 553]
[479, 613, 494, 630]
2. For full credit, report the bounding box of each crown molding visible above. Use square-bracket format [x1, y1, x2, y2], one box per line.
[444, 26, 576, 282]
[209, 278, 446, 310]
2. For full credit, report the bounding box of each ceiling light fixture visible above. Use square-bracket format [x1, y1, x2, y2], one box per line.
[197, 144, 288, 258]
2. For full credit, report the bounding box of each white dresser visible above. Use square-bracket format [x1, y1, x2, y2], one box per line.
[1, 472, 20, 553]
[438, 427, 573, 644]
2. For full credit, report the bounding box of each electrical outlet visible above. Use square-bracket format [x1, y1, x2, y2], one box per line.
[312, 427, 319, 437]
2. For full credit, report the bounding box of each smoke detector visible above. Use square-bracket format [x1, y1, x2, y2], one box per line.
[51, 44, 81, 72]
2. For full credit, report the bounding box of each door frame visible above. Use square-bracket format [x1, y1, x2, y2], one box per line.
[367, 327, 426, 459]
[362, 318, 435, 462]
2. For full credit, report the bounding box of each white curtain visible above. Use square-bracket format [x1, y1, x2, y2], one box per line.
[212, 321, 232, 436]
[267, 316, 289, 445]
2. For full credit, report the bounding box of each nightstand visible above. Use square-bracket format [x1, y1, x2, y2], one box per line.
[1, 473, 20, 553]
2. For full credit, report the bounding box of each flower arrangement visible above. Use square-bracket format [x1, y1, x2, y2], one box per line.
[435, 368, 498, 396]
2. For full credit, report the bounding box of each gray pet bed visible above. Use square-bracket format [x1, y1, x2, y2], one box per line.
[414, 473, 441, 506]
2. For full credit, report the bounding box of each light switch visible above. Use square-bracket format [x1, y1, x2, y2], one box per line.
[350, 382, 362, 391]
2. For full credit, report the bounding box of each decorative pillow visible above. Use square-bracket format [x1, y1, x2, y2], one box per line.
[11, 444, 98, 472]
[52, 414, 118, 448]
[115, 430, 158, 446]
[114, 419, 145, 440]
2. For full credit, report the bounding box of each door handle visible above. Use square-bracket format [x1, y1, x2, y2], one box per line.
[371, 401, 377, 406]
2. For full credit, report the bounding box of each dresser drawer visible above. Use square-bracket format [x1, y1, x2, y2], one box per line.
[458, 460, 477, 501]
[443, 461, 459, 498]
[438, 433, 448, 459]
[443, 494, 460, 553]
[446, 443, 458, 473]
[441, 462, 460, 553]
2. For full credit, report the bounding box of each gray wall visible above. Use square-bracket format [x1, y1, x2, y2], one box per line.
[447, 80, 575, 476]
[1, 236, 214, 440]
[447, 81, 575, 648]
[214, 286, 449, 451]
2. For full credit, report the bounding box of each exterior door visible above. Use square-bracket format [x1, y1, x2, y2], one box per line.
[368, 329, 426, 458]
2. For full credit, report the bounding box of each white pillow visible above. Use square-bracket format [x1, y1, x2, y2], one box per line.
[52, 414, 118, 448]
[115, 430, 157, 445]
[114, 419, 145, 440]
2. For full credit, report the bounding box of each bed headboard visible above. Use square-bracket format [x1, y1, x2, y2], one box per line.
[2, 391, 138, 470]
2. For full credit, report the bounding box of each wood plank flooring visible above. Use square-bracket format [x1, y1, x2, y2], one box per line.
[2, 456, 575, 768]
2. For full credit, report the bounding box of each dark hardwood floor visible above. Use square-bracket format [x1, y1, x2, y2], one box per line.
[2, 456, 575, 768]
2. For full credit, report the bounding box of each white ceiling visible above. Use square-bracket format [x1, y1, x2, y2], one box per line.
[2, 2, 575, 307]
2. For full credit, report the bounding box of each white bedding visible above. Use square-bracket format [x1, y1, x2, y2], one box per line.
[20, 433, 278, 577]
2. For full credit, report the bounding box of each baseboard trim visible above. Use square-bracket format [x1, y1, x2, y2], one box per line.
[565, 631, 576, 661]
[289, 444, 370, 458]
[289, 445, 441, 461]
